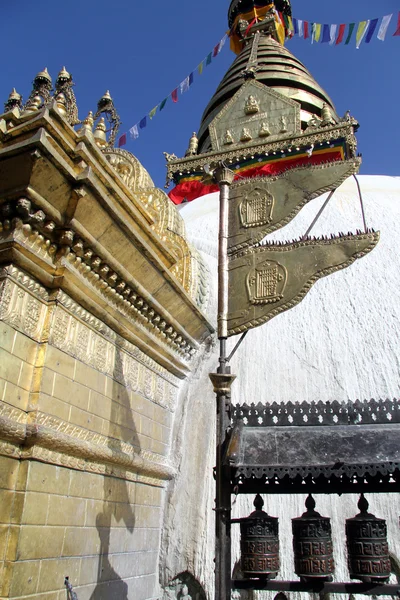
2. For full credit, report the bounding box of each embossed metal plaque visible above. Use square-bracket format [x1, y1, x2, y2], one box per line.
[227, 231, 379, 336]
[228, 158, 361, 254]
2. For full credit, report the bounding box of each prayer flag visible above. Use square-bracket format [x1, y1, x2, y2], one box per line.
[159, 97, 168, 111]
[198, 61, 204, 75]
[345, 23, 355, 45]
[129, 124, 139, 139]
[298, 19, 303, 37]
[336, 23, 346, 44]
[322, 24, 331, 43]
[365, 19, 379, 43]
[329, 24, 338, 45]
[293, 18, 298, 35]
[304, 21, 309, 39]
[118, 133, 127, 148]
[149, 106, 157, 119]
[180, 76, 190, 94]
[189, 72, 194, 86]
[206, 52, 212, 66]
[315, 23, 322, 42]
[356, 20, 369, 48]
[394, 11, 400, 36]
[139, 117, 147, 129]
[288, 16, 294, 32]
[377, 14, 392, 41]
[219, 34, 227, 51]
[171, 88, 178, 103]
[213, 43, 220, 57]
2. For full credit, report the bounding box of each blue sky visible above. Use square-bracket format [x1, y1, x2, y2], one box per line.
[1, 0, 399, 190]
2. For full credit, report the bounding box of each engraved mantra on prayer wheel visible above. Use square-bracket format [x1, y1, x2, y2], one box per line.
[234, 494, 280, 579]
[292, 495, 335, 581]
[346, 495, 391, 583]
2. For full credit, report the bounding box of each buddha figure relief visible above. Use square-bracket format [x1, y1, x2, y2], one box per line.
[224, 129, 234, 145]
[244, 94, 260, 115]
[240, 127, 252, 142]
[259, 121, 271, 137]
[280, 115, 288, 133]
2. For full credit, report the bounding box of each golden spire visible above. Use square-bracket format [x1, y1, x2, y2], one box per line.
[94, 117, 107, 148]
[4, 88, 22, 112]
[35, 67, 52, 83]
[57, 66, 71, 80]
[78, 110, 94, 135]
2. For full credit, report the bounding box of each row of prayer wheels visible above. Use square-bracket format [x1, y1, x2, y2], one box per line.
[233, 494, 391, 583]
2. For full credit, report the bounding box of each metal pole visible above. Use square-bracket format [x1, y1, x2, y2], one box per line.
[212, 164, 235, 600]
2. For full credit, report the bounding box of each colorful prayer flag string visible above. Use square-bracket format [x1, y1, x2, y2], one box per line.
[117, 33, 228, 147]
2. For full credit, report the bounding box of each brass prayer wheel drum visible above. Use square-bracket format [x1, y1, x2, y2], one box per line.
[292, 495, 334, 582]
[346, 494, 391, 583]
[234, 494, 280, 579]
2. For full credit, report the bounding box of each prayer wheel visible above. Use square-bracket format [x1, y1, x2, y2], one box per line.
[235, 494, 280, 579]
[292, 495, 335, 581]
[346, 494, 391, 583]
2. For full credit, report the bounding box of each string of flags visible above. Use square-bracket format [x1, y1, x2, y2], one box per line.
[284, 11, 400, 48]
[117, 33, 228, 148]
[117, 11, 400, 148]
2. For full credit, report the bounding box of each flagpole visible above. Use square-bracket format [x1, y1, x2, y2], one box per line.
[209, 163, 236, 600]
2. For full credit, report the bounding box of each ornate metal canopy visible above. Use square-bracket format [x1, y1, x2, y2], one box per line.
[226, 399, 400, 493]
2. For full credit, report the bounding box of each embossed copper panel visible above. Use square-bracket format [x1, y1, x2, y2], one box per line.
[227, 231, 379, 336]
[227, 158, 361, 254]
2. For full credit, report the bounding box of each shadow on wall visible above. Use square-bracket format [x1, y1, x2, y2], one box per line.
[90, 347, 140, 599]
[164, 572, 207, 600]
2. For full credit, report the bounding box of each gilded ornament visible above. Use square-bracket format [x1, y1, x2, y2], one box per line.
[78, 110, 94, 135]
[240, 127, 252, 142]
[224, 130, 234, 145]
[4, 88, 22, 112]
[244, 94, 260, 115]
[55, 93, 67, 117]
[93, 90, 121, 147]
[55, 66, 79, 125]
[185, 132, 199, 157]
[94, 117, 107, 148]
[239, 188, 274, 228]
[259, 121, 271, 137]
[23, 67, 52, 112]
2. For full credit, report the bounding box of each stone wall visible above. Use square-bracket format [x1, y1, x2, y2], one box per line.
[0, 267, 180, 599]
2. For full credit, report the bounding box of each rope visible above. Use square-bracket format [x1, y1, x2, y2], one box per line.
[353, 174, 368, 233]
[301, 189, 336, 240]
[64, 578, 78, 600]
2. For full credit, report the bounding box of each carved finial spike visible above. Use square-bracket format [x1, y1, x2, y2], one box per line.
[94, 117, 107, 148]
[305, 494, 316, 512]
[358, 493, 369, 514]
[35, 67, 52, 83]
[57, 66, 71, 80]
[254, 494, 264, 511]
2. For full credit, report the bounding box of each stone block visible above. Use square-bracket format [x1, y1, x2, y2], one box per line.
[133, 505, 161, 529]
[135, 483, 162, 508]
[88, 390, 112, 421]
[21, 491, 48, 525]
[3, 380, 30, 411]
[0, 377, 5, 401]
[130, 392, 155, 420]
[0, 455, 20, 490]
[0, 559, 13, 597]
[0, 321, 16, 354]
[69, 471, 104, 501]
[75, 361, 106, 395]
[126, 573, 157, 600]
[62, 527, 100, 558]
[78, 556, 99, 586]
[5, 525, 20, 561]
[9, 558, 40, 597]
[38, 392, 70, 422]
[0, 347, 22, 386]
[47, 496, 86, 527]
[84, 498, 105, 527]
[69, 406, 104, 434]
[37, 557, 81, 594]
[40, 367, 55, 396]
[45, 345, 75, 380]
[151, 438, 169, 457]
[0, 490, 14, 524]
[17, 525, 65, 560]
[27, 462, 70, 496]
[17, 361, 34, 392]
[12, 332, 38, 365]
[10, 491, 25, 524]
[53, 373, 90, 411]
[153, 403, 172, 427]
[0, 525, 8, 560]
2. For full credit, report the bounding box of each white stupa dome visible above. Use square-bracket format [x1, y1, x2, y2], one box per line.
[162, 175, 400, 596]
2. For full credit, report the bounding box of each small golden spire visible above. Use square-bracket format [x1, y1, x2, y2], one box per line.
[78, 110, 94, 135]
[185, 132, 198, 157]
[9, 88, 21, 101]
[94, 117, 107, 148]
[102, 90, 112, 101]
[4, 88, 22, 112]
[57, 66, 70, 80]
[23, 95, 42, 113]
[55, 93, 67, 117]
[35, 67, 52, 83]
